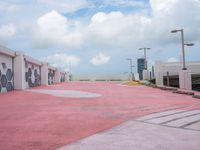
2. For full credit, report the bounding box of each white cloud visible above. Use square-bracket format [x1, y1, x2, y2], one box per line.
[86, 11, 151, 49]
[41, 53, 80, 71]
[103, 0, 146, 7]
[90, 52, 110, 65]
[167, 57, 178, 62]
[0, 1, 21, 13]
[0, 24, 15, 43]
[5, 0, 199, 52]
[149, 0, 200, 43]
[34, 10, 83, 49]
[0, 0, 199, 75]
[85, 0, 200, 49]
[38, 0, 91, 13]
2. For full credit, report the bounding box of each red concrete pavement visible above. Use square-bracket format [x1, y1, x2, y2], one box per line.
[0, 82, 200, 150]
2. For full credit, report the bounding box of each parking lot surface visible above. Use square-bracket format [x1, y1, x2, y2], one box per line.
[0, 82, 200, 150]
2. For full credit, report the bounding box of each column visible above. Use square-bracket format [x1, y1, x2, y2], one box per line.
[55, 69, 61, 83]
[41, 62, 48, 85]
[14, 52, 25, 90]
[179, 70, 192, 90]
[143, 70, 149, 80]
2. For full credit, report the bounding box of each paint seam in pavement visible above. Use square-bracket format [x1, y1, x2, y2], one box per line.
[134, 120, 200, 132]
[180, 119, 200, 128]
[143, 109, 200, 121]
[126, 105, 200, 121]
[159, 113, 200, 125]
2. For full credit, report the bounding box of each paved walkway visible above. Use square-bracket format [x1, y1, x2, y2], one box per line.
[59, 109, 200, 150]
[0, 82, 200, 150]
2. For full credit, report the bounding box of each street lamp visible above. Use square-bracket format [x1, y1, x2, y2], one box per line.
[127, 58, 135, 81]
[139, 48, 151, 70]
[170, 29, 194, 70]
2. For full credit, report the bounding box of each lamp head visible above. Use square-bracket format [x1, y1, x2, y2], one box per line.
[171, 29, 183, 33]
[185, 43, 194, 46]
[139, 48, 151, 50]
[171, 30, 178, 33]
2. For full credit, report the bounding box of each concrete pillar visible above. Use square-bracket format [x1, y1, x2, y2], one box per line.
[41, 62, 48, 86]
[179, 70, 192, 90]
[14, 52, 25, 90]
[155, 61, 164, 86]
[143, 69, 149, 80]
[134, 73, 140, 81]
[55, 69, 61, 83]
[156, 73, 164, 86]
[65, 72, 69, 81]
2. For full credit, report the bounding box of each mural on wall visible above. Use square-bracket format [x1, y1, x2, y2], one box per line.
[25, 62, 41, 88]
[60, 73, 66, 82]
[48, 69, 55, 85]
[0, 56, 14, 93]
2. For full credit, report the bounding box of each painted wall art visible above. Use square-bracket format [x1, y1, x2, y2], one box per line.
[48, 69, 55, 85]
[0, 55, 13, 93]
[25, 62, 41, 88]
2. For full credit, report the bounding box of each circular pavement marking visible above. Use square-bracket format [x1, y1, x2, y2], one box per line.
[26, 89, 102, 98]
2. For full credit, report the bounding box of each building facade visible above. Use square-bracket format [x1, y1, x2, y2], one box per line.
[155, 61, 200, 91]
[0, 46, 68, 93]
[0, 47, 15, 93]
[24, 55, 42, 88]
[137, 58, 145, 80]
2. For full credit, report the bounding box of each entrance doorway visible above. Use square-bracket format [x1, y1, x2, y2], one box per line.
[163, 75, 179, 88]
[192, 74, 200, 91]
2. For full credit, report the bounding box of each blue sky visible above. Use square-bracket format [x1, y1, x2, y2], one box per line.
[0, 0, 199, 75]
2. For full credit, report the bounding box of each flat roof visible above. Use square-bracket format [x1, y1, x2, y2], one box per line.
[0, 45, 15, 57]
[24, 55, 42, 66]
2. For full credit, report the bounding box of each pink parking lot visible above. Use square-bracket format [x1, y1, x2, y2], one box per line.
[0, 82, 200, 150]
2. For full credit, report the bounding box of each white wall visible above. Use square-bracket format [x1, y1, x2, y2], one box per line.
[1, 46, 67, 93]
[72, 74, 130, 81]
[155, 61, 200, 86]
[25, 62, 41, 88]
[0, 54, 13, 93]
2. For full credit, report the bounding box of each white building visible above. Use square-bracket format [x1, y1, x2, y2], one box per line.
[72, 74, 130, 81]
[0, 46, 68, 93]
[155, 61, 200, 90]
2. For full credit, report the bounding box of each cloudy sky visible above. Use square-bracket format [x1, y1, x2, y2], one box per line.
[0, 0, 199, 75]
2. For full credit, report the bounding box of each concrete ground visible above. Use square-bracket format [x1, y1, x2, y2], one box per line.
[0, 82, 200, 150]
[59, 109, 200, 150]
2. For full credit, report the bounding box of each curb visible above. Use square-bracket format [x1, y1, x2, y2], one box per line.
[172, 90, 194, 96]
[192, 95, 200, 99]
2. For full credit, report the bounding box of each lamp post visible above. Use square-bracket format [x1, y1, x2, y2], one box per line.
[139, 48, 151, 70]
[170, 29, 194, 70]
[127, 58, 135, 81]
